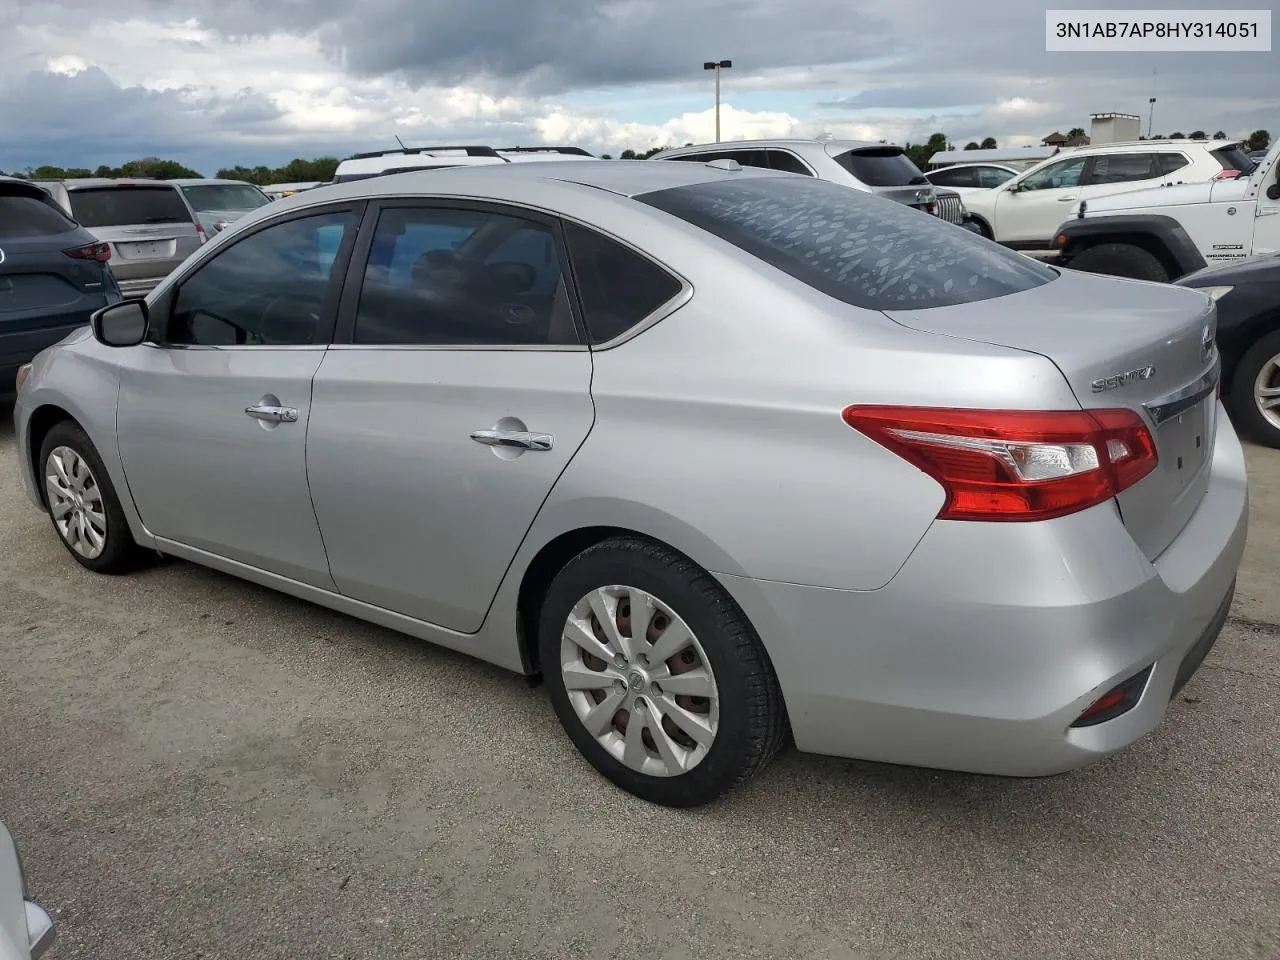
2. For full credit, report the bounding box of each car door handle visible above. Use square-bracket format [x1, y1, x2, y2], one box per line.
[470, 429, 553, 451]
[1057, 195, 1079, 201]
[245, 403, 299, 423]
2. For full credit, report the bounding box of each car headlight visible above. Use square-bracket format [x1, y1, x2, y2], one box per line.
[15, 363, 31, 394]
[1198, 285, 1234, 302]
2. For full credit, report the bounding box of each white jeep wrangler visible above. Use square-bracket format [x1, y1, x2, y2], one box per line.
[1051, 139, 1280, 282]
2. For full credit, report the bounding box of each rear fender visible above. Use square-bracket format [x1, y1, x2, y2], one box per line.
[1056, 214, 1207, 279]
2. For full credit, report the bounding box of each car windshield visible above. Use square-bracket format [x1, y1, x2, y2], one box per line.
[638, 176, 1056, 311]
[68, 186, 193, 227]
[180, 183, 271, 212]
[831, 147, 929, 186]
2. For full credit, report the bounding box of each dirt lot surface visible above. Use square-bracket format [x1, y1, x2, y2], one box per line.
[2, 403, 1278, 960]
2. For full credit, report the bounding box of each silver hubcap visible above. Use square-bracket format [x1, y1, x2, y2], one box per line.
[45, 446, 107, 560]
[560, 585, 719, 777]
[1255, 355, 1280, 431]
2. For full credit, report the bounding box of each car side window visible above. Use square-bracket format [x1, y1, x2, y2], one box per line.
[1159, 153, 1191, 175]
[1018, 156, 1088, 191]
[766, 150, 813, 175]
[930, 168, 976, 188]
[353, 206, 579, 346]
[977, 167, 1015, 188]
[563, 221, 683, 345]
[1085, 153, 1160, 185]
[168, 211, 354, 346]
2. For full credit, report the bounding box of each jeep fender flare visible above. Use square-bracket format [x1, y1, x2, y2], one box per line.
[1053, 214, 1208, 280]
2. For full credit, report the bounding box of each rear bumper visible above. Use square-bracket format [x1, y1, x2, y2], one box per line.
[0, 315, 96, 394]
[717, 403, 1249, 776]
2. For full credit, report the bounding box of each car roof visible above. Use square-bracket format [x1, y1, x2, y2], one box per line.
[168, 178, 264, 187]
[657, 138, 888, 157]
[928, 162, 1019, 171]
[288, 158, 781, 206]
[1071, 139, 1240, 152]
[40, 178, 178, 190]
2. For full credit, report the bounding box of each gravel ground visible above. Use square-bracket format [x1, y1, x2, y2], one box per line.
[1, 402, 1278, 960]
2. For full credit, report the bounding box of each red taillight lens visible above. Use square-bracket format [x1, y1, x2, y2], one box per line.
[62, 242, 111, 263]
[196, 222, 208, 243]
[1214, 169, 1242, 179]
[841, 406, 1159, 522]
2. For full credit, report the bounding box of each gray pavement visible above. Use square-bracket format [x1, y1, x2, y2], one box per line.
[1, 401, 1278, 960]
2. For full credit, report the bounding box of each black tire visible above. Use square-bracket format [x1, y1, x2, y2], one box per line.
[1067, 242, 1170, 282]
[1228, 329, 1280, 448]
[965, 216, 993, 240]
[38, 420, 148, 574]
[538, 536, 788, 807]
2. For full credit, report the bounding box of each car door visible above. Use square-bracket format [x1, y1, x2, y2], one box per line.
[113, 204, 363, 588]
[1080, 152, 1169, 205]
[992, 154, 1089, 246]
[306, 200, 596, 633]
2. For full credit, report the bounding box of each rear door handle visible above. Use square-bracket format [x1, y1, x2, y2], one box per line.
[470, 429, 553, 451]
[245, 403, 299, 423]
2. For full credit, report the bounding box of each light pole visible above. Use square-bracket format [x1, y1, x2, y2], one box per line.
[1147, 97, 1157, 139]
[703, 60, 732, 142]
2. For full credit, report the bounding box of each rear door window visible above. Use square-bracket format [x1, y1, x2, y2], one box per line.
[831, 148, 928, 186]
[639, 177, 1054, 311]
[68, 187, 193, 227]
[0, 193, 77, 238]
[562, 222, 684, 344]
[1084, 153, 1160, 185]
[977, 166, 1016, 187]
[766, 150, 813, 175]
[928, 167, 977, 188]
[1158, 153, 1191, 176]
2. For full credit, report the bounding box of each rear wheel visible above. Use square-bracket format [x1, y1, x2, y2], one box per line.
[1228, 329, 1280, 448]
[1067, 242, 1170, 282]
[539, 536, 787, 807]
[39, 421, 148, 574]
[964, 216, 993, 240]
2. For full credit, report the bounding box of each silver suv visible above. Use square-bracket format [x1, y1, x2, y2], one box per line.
[170, 178, 273, 239]
[33, 179, 203, 297]
[651, 139, 963, 221]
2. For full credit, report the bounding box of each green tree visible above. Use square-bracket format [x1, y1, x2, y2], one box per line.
[1213, 130, 1227, 139]
[905, 132, 947, 169]
[619, 149, 638, 160]
[980, 136, 997, 149]
[963, 142, 980, 150]
[1247, 129, 1271, 152]
[115, 157, 202, 179]
[1067, 127, 1085, 138]
[1169, 131, 1185, 139]
[1189, 130, 1206, 139]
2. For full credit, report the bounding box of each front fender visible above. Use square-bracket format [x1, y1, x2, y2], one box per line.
[16, 345, 155, 549]
[1054, 213, 1207, 277]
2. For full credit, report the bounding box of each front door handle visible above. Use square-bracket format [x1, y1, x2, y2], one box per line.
[1058, 195, 1079, 201]
[470, 429, 553, 451]
[246, 403, 299, 423]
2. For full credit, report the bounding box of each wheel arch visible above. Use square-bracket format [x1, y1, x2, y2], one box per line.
[25, 403, 77, 507]
[1057, 214, 1206, 280]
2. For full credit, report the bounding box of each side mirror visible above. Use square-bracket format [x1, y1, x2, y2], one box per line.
[90, 299, 149, 347]
[214, 220, 231, 233]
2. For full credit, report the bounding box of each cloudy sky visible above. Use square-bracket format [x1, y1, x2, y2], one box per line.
[0, 0, 1275, 174]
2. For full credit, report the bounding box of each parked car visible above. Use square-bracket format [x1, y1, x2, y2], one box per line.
[961, 139, 1257, 249]
[498, 147, 597, 162]
[261, 182, 325, 200]
[0, 176, 120, 395]
[925, 162, 1020, 194]
[331, 146, 510, 183]
[651, 139, 943, 216]
[1050, 139, 1280, 282]
[14, 161, 1245, 807]
[32, 179, 203, 298]
[170, 178, 272, 238]
[0, 823, 55, 960]
[1174, 253, 1280, 446]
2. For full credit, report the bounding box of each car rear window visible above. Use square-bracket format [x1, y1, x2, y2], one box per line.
[831, 147, 929, 187]
[0, 193, 77, 239]
[1211, 144, 1257, 175]
[68, 186, 193, 227]
[179, 183, 271, 212]
[638, 177, 1056, 311]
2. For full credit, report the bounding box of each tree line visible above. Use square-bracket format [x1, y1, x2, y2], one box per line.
[2, 130, 1270, 183]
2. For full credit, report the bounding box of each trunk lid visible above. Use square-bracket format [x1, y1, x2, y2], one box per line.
[883, 269, 1219, 560]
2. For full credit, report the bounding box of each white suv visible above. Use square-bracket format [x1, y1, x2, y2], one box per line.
[961, 139, 1256, 249]
[652, 138, 967, 224]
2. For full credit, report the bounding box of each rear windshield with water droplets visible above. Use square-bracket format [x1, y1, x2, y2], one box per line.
[637, 176, 1055, 310]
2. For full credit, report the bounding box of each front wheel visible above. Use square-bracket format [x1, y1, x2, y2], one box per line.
[1066, 242, 1170, 282]
[1228, 329, 1280, 448]
[39, 421, 148, 574]
[539, 537, 788, 807]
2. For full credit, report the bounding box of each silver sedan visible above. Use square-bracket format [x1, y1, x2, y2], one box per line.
[13, 160, 1248, 807]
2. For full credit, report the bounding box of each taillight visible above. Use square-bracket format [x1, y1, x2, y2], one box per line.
[841, 406, 1158, 522]
[1214, 169, 1242, 179]
[62, 242, 111, 263]
[195, 222, 208, 243]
